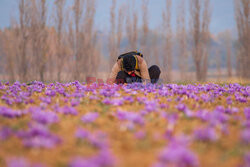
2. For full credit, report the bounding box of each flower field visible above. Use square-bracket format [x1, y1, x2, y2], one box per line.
[0, 81, 249, 167]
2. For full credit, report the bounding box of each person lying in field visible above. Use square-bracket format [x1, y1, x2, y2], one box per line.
[108, 51, 161, 84]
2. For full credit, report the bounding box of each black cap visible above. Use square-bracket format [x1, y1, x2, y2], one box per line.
[123, 55, 136, 72]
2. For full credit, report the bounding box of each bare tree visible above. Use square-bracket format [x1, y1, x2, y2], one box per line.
[67, 20, 75, 80]
[109, 1, 125, 69]
[152, 33, 160, 66]
[189, 0, 211, 81]
[176, 0, 188, 81]
[70, 0, 98, 80]
[17, 0, 31, 82]
[234, 0, 249, 78]
[162, 0, 172, 82]
[126, 4, 138, 50]
[81, 0, 98, 77]
[117, 6, 124, 54]
[72, 0, 84, 80]
[226, 34, 232, 78]
[215, 48, 222, 79]
[0, 30, 3, 74]
[141, 0, 150, 63]
[53, 0, 66, 81]
[218, 30, 233, 78]
[2, 29, 18, 82]
[200, 0, 211, 81]
[109, 0, 117, 69]
[29, 0, 48, 81]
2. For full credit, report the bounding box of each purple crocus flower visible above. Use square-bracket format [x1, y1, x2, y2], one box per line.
[0, 126, 12, 141]
[116, 110, 145, 126]
[243, 152, 250, 167]
[39, 97, 51, 104]
[16, 123, 61, 148]
[45, 89, 56, 97]
[70, 149, 116, 167]
[116, 110, 128, 121]
[226, 96, 232, 105]
[166, 113, 179, 126]
[7, 157, 29, 167]
[7, 157, 46, 167]
[176, 103, 187, 112]
[0, 107, 23, 118]
[244, 107, 250, 120]
[154, 136, 199, 167]
[225, 107, 239, 114]
[241, 129, 250, 144]
[136, 97, 148, 104]
[231, 107, 239, 113]
[69, 157, 95, 167]
[99, 89, 116, 97]
[1, 95, 14, 105]
[135, 130, 146, 140]
[71, 99, 80, 107]
[183, 109, 194, 118]
[102, 98, 112, 105]
[60, 106, 78, 115]
[159, 103, 168, 109]
[92, 148, 116, 167]
[193, 127, 218, 142]
[87, 131, 109, 149]
[215, 105, 225, 113]
[120, 122, 135, 131]
[32, 110, 59, 124]
[195, 109, 210, 121]
[22, 135, 61, 149]
[110, 98, 124, 106]
[81, 112, 99, 124]
[242, 120, 250, 129]
[211, 109, 229, 125]
[75, 128, 90, 139]
[235, 94, 247, 103]
[89, 95, 99, 100]
[145, 100, 158, 112]
[75, 129, 108, 149]
[200, 94, 212, 103]
[123, 96, 134, 103]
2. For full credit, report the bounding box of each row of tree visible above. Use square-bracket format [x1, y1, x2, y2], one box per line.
[0, 0, 249, 82]
[0, 0, 99, 82]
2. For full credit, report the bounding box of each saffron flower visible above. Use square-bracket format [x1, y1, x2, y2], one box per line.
[71, 99, 80, 107]
[0, 126, 12, 141]
[16, 123, 61, 148]
[60, 106, 78, 115]
[31, 110, 59, 124]
[244, 107, 250, 120]
[75, 128, 90, 139]
[193, 127, 218, 142]
[0, 107, 23, 118]
[70, 149, 116, 167]
[241, 129, 250, 144]
[153, 135, 199, 167]
[7, 157, 29, 167]
[134, 130, 146, 140]
[81, 112, 99, 124]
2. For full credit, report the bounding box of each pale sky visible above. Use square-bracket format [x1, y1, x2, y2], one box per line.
[0, 0, 236, 35]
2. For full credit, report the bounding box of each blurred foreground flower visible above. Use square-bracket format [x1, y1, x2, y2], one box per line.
[193, 127, 218, 142]
[81, 112, 99, 124]
[16, 123, 61, 148]
[70, 148, 116, 167]
[153, 135, 199, 167]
